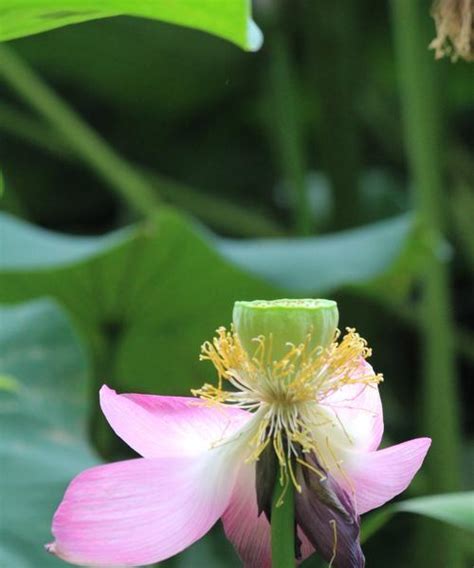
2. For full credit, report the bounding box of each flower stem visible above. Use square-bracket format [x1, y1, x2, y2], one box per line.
[271, 480, 296, 568]
[391, 1, 462, 566]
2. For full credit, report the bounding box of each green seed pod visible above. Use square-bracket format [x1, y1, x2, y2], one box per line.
[232, 299, 338, 361]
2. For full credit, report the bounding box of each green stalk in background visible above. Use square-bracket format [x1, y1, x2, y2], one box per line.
[391, 1, 462, 566]
[271, 480, 296, 568]
[303, 2, 362, 230]
[267, 4, 311, 236]
[0, 47, 284, 236]
[0, 100, 284, 237]
[0, 44, 160, 218]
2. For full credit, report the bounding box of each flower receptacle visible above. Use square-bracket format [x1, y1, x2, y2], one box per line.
[232, 299, 339, 361]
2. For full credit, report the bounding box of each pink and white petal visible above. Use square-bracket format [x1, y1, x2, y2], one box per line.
[345, 437, 431, 515]
[222, 462, 271, 568]
[221, 462, 313, 567]
[321, 360, 383, 452]
[48, 451, 238, 567]
[100, 385, 251, 458]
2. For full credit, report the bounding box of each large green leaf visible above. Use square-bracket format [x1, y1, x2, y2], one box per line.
[0, 209, 421, 396]
[11, 18, 250, 118]
[218, 212, 418, 294]
[0, 299, 99, 567]
[0, 0, 262, 51]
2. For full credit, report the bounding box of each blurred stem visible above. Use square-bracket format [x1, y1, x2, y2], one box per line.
[0, 98, 283, 237]
[267, 7, 311, 236]
[271, 481, 295, 567]
[0, 100, 70, 158]
[0, 44, 159, 217]
[391, 2, 462, 566]
[303, 2, 361, 230]
[363, 292, 474, 366]
[451, 182, 474, 274]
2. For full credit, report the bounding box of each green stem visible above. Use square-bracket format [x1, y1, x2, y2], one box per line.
[0, 98, 284, 237]
[451, 182, 474, 274]
[0, 44, 159, 218]
[361, 291, 474, 366]
[267, 7, 311, 236]
[391, 2, 462, 566]
[0, 100, 70, 158]
[271, 481, 295, 568]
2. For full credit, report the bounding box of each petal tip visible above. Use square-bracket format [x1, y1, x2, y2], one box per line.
[413, 436, 432, 456]
[99, 384, 117, 405]
[419, 437, 432, 461]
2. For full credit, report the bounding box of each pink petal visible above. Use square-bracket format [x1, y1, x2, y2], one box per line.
[321, 360, 383, 451]
[221, 462, 271, 568]
[222, 462, 313, 567]
[48, 452, 238, 566]
[345, 437, 431, 515]
[100, 385, 251, 458]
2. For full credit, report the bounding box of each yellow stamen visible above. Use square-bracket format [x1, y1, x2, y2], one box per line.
[193, 326, 383, 490]
[329, 519, 338, 567]
[296, 457, 327, 481]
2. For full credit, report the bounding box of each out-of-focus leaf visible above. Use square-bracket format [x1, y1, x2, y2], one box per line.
[1, 212, 133, 268]
[0, 299, 99, 567]
[13, 19, 249, 119]
[361, 492, 474, 544]
[218, 212, 420, 298]
[0, 209, 422, 395]
[0, 1, 262, 51]
[0, 373, 20, 391]
[396, 493, 474, 532]
[0, 209, 278, 395]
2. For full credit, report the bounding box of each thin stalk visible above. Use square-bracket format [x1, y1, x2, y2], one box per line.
[0, 98, 284, 237]
[0, 100, 70, 158]
[359, 290, 474, 366]
[267, 7, 311, 236]
[271, 481, 295, 568]
[391, 2, 462, 566]
[0, 44, 159, 217]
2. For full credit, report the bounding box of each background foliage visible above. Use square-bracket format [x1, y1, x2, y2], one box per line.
[0, 0, 472, 566]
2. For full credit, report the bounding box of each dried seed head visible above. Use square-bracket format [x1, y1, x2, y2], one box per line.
[430, 0, 474, 61]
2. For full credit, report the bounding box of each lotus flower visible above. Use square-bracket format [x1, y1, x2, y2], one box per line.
[47, 300, 430, 567]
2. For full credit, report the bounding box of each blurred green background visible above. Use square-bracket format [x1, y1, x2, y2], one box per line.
[0, 1, 473, 567]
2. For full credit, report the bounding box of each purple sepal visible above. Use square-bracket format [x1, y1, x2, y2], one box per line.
[295, 454, 365, 568]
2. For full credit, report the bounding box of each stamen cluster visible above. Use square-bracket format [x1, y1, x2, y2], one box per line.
[193, 326, 383, 492]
